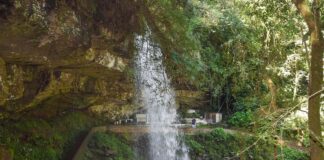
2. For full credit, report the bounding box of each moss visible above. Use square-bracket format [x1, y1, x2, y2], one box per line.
[0, 111, 104, 160]
[0, 60, 9, 105]
[83, 132, 135, 160]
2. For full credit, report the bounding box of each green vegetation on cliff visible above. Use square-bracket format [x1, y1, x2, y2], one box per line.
[82, 132, 134, 160]
[0, 112, 103, 160]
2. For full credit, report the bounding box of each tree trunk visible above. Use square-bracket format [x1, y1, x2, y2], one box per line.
[293, 70, 299, 101]
[266, 77, 277, 112]
[293, 1, 324, 159]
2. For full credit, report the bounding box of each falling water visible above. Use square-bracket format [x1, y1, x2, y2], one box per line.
[135, 31, 190, 160]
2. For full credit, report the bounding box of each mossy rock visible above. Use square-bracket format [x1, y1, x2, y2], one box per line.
[0, 146, 14, 160]
[83, 132, 135, 160]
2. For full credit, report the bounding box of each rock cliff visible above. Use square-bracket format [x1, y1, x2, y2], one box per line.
[0, 0, 205, 121]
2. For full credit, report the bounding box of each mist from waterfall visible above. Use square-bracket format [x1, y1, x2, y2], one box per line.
[135, 31, 190, 160]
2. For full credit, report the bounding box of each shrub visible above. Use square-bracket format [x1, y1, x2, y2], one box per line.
[0, 112, 102, 160]
[228, 111, 253, 127]
[85, 132, 134, 160]
[233, 97, 260, 112]
[280, 147, 308, 160]
[185, 127, 308, 160]
[185, 137, 204, 157]
[186, 128, 237, 159]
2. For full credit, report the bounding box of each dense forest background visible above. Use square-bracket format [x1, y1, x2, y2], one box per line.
[159, 1, 324, 159]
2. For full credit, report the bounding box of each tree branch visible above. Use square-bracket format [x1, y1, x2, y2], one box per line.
[293, 0, 316, 30]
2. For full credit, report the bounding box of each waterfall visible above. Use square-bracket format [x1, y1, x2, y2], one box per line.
[135, 31, 190, 160]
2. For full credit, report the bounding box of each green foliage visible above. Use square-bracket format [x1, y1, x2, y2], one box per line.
[280, 147, 308, 160]
[0, 112, 102, 160]
[209, 128, 232, 141]
[84, 132, 134, 160]
[186, 128, 307, 160]
[185, 138, 204, 156]
[186, 128, 237, 159]
[164, 0, 309, 124]
[282, 116, 310, 147]
[228, 111, 253, 128]
[13, 146, 59, 160]
[233, 97, 261, 112]
[143, 0, 197, 54]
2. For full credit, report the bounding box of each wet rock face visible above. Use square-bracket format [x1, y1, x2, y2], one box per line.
[0, 0, 206, 120]
[0, 0, 140, 120]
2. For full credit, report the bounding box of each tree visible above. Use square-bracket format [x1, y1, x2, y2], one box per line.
[293, 0, 324, 160]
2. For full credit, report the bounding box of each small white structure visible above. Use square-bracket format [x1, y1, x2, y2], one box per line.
[187, 109, 197, 114]
[136, 114, 148, 124]
[205, 112, 222, 124]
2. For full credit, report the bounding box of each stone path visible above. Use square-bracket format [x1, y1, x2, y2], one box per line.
[106, 125, 247, 135]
